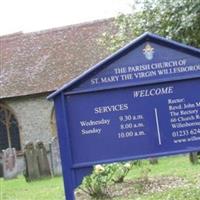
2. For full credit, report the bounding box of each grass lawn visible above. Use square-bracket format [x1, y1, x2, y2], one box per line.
[1, 155, 200, 199]
[0, 176, 65, 200]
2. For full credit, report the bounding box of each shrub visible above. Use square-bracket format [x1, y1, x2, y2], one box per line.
[112, 162, 133, 183]
[80, 164, 115, 199]
[80, 162, 133, 198]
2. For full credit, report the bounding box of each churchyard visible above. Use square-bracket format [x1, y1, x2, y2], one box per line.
[2, 155, 200, 200]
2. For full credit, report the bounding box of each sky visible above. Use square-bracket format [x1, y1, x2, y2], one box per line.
[0, 0, 134, 36]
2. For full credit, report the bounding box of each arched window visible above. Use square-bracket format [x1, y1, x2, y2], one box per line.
[0, 104, 21, 151]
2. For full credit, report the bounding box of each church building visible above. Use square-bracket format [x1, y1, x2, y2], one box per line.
[0, 18, 116, 153]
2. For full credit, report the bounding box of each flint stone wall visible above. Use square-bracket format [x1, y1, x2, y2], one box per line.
[3, 94, 54, 148]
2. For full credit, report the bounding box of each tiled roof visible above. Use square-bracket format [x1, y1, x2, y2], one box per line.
[0, 18, 116, 99]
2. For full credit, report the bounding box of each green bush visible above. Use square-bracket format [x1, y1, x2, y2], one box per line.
[80, 164, 115, 199]
[80, 162, 133, 198]
[112, 162, 133, 183]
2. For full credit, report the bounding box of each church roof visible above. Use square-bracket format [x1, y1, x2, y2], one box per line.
[0, 18, 116, 99]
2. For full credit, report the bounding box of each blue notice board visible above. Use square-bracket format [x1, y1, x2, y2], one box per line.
[48, 33, 200, 200]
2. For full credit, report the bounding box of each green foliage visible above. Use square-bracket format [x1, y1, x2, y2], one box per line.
[80, 164, 115, 199]
[101, 0, 200, 52]
[112, 162, 133, 183]
[80, 162, 133, 198]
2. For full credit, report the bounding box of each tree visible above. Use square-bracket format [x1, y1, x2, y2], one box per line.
[101, 0, 200, 51]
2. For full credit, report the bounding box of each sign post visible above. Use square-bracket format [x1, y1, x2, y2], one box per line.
[48, 32, 200, 200]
